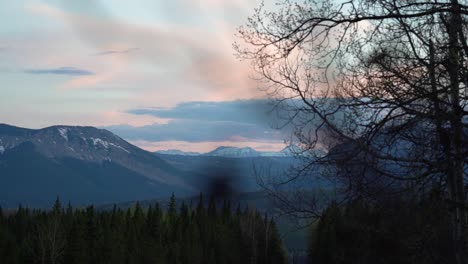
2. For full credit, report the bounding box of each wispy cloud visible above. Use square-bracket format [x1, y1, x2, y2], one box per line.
[2, 0, 268, 147]
[23, 1, 262, 97]
[24, 67, 94, 76]
[95, 48, 140, 56]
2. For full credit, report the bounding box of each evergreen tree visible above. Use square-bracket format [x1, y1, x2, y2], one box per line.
[0, 194, 288, 264]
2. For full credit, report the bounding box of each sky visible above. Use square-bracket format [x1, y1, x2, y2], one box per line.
[0, 0, 290, 152]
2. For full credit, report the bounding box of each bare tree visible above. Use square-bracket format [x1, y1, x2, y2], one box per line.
[236, 0, 467, 263]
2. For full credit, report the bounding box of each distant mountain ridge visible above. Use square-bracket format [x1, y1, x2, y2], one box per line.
[155, 149, 201, 156]
[204, 146, 260, 157]
[155, 145, 304, 158]
[155, 146, 266, 157]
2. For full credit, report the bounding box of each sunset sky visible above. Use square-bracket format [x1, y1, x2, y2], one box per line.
[0, 0, 290, 152]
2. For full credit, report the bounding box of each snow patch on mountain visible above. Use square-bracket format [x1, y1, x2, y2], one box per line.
[58, 128, 68, 141]
[109, 142, 130, 153]
[87, 137, 130, 153]
[90, 137, 109, 148]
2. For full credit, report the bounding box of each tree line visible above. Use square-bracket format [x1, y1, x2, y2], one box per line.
[0, 194, 287, 264]
[308, 190, 455, 264]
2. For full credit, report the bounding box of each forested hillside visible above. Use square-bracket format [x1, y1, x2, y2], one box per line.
[0, 194, 287, 264]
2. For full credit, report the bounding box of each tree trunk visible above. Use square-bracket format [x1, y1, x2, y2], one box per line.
[446, 2, 467, 263]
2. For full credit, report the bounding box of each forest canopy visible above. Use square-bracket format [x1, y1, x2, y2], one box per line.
[0, 195, 287, 264]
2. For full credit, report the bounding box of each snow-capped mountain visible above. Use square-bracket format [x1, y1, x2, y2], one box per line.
[0, 124, 193, 208]
[0, 124, 133, 161]
[204, 146, 261, 158]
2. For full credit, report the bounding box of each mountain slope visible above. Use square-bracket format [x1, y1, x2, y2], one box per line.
[0, 124, 193, 208]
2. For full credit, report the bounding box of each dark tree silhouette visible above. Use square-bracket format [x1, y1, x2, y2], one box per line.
[0, 196, 287, 264]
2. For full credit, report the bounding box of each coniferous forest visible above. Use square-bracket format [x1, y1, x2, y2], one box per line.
[308, 192, 454, 264]
[0, 194, 287, 264]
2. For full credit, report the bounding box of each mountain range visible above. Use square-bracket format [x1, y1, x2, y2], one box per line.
[0, 124, 299, 208]
[0, 124, 197, 208]
[155, 145, 319, 158]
